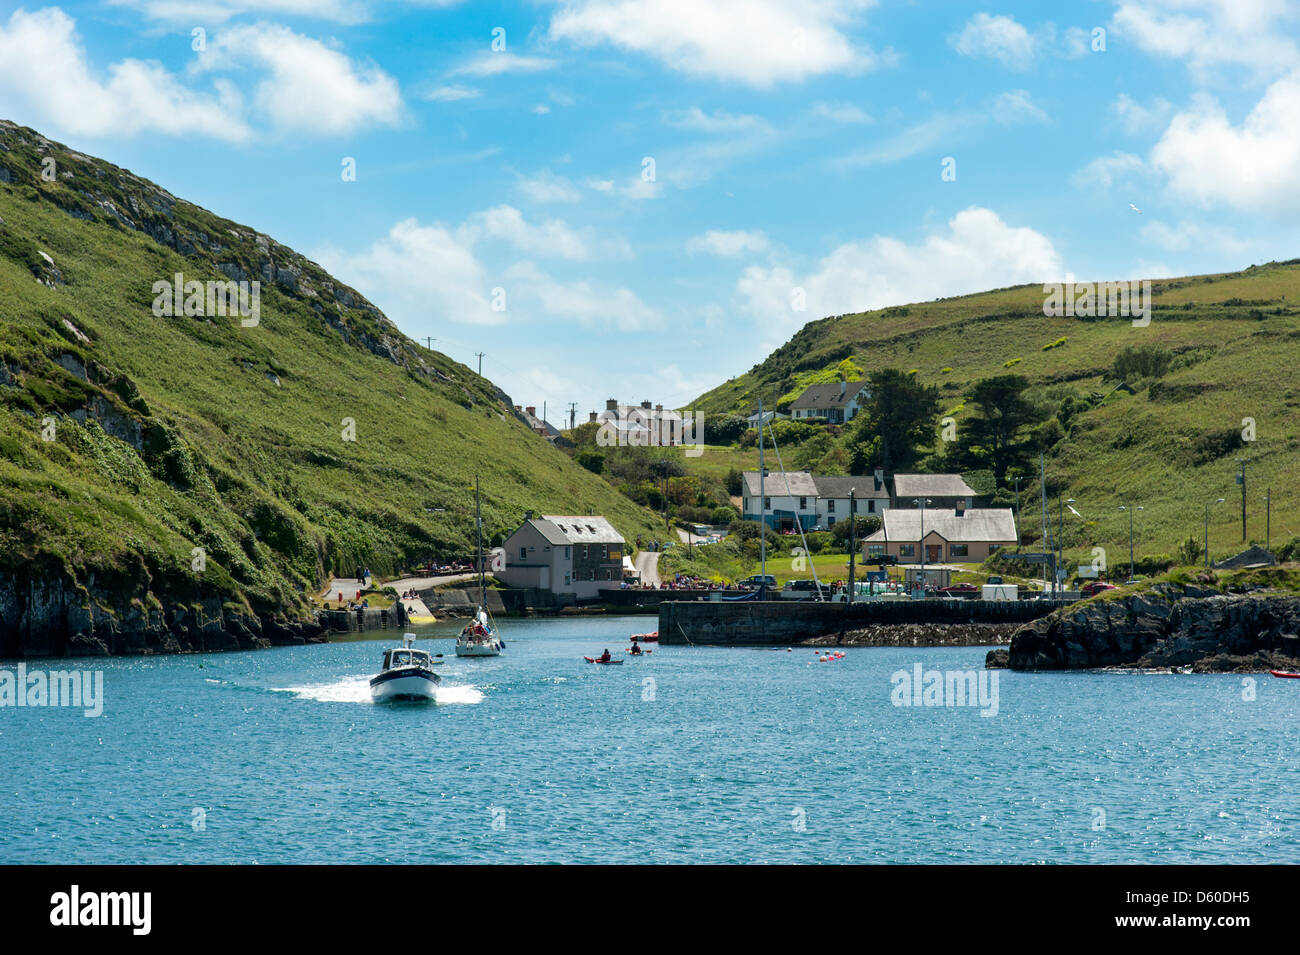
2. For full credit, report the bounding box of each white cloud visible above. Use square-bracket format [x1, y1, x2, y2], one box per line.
[0, 7, 250, 141]
[1150, 73, 1300, 212]
[736, 208, 1062, 338]
[503, 261, 660, 332]
[109, 0, 376, 23]
[461, 205, 596, 261]
[423, 84, 481, 102]
[812, 101, 872, 124]
[1112, 93, 1173, 134]
[1140, 219, 1253, 255]
[316, 218, 500, 327]
[687, 229, 770, 257]
[951, 13, 1042, 68]
[532, 104, 551, 115]
[198, 23, 403, 135]
[450, 52, 557, 77]
[1111, 0, 1300, 82]
[993, 89, 1047, 124]
[1072, 151, 1144, 190]
[664, 106, 769, 133]
[517, 170, 582, 203]
[549, 0, 886, 87]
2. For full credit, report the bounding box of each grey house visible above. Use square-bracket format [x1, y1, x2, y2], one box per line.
[498, 514, 626, 599]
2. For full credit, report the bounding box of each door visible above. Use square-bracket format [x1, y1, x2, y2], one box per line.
[926, 544, 942, 563]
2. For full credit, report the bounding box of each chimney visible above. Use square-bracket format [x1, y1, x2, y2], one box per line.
[874, 467, 884, 492]
[655, 403, 663, 413]
[840, 380, 846, 396]
[514, 405, 522, 411]
[524, 510, 533, 520]
[606, 398, 618, 411]
[526, 406, 536, 417]
[641, 400, 652, 409]
[588, 411, 597, 423]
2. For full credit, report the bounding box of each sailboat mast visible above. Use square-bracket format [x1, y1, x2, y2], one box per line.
[475, 475, 484, 607]
[758, 397, 766, 586]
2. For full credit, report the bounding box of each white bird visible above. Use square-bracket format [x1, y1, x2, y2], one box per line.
[1129, 203, 1142, 214]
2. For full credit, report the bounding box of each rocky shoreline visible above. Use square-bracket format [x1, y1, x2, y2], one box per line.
[0, 569, 324, 659]
[991, 582, 1300, 673]
[806, 621, 1020, 648]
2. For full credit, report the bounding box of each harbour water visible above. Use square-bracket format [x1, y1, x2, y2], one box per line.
[2, 615, 1297, 864]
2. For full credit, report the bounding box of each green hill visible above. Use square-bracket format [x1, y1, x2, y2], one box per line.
[692, 264, 1300, 567]
[0, 120, 660, 656]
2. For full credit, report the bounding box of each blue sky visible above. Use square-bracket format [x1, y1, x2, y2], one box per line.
[1, 1, 1298, 422]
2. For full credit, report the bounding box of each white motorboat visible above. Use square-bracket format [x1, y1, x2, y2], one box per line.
[370, 633, 440, 702]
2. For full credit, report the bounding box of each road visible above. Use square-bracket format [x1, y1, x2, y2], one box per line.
[321, 572, 481, 600]
[634, 550, 661, 587]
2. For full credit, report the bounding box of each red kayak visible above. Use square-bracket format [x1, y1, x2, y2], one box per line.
[1269, 669, 1300, 678]
[583, 656, 624, 666]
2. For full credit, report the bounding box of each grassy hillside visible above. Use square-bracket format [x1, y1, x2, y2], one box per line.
[691, 264, 1300, 567]
[0, 120, 660, 649]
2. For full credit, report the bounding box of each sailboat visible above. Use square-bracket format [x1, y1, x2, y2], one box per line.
[456, 476, 503, 658]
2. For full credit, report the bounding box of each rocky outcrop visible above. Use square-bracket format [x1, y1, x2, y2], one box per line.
[1004, 584, 1300, 672]
[808, 622, 1020, 648]
[0, 568, 324, 659]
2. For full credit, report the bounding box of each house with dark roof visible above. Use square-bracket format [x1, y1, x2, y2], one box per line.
[788, 380, 871, 424]
[498, 514, 626, 599]
[891, 473, 977, 510]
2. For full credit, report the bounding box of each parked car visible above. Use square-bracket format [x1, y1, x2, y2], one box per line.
[937, 582, 979, 599]
[1081, 581, 1118, 598]
[742, 574, 777, 588]
[780, 579, 831, 600]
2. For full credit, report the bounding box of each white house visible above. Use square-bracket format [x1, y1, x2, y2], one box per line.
[498, 514, 626, 599]
[789, 380, 871, 424]
[741, 470, 819, 532]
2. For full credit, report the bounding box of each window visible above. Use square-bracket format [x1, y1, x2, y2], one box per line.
[949, 544, 969, 558]
[899, 544, 915, 557]
[602, 545, 608, 558]
[868, 544, 884, 558]
[828, 517, 836, 527]
[868, 500, 876, 513]
[827, 500, 836, 513]
[564, 546, 571, 559]
[519, 547, 526, 560]
[564, 573, 571, 586]
[763, 497, 771, 510]
[851, 499, 858, 513]
[583, 544, 589, 558]
[799, 496, 807, 510]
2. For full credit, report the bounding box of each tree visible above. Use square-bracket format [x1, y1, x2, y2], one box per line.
[850, 369, 940, 473]
[575, 450, 604, 474]
[963, 375, 1040, 487]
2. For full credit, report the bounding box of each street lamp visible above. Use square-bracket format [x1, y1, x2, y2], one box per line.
[913, 498, 931, 595]
[1205, 498, 1225, 569]
[1118, 504, 1143, 580]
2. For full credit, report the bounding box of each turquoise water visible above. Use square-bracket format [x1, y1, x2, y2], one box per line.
[2, 614, 1298, 864]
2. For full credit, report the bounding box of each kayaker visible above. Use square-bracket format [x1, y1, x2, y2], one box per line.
[599, 649, 611, 663]
[630, 644, 642, 656]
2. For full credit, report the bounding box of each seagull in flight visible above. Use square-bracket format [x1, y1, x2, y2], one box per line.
[1129, 203, 1142, 214]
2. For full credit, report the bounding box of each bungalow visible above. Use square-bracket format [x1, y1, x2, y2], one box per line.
[890, 473, 977, 510]
[863, 508, 1017, 564]
[745, 409, 787, 429]
[498, 514, 625, 599]
[789, 380, 871, 424]
[741, 470, 819, 532]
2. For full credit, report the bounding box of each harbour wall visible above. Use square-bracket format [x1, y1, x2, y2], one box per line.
[659, 599, 1068, 646]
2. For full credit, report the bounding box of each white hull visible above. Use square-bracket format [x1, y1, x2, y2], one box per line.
[370, 671, 438, 702]
[455, 639, 501, 657]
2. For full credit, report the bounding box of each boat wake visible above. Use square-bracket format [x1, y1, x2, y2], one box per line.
[270, 676, 484, 705]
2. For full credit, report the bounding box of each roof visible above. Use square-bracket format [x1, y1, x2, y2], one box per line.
[789, 381, 869, 410]
[892, 473, 977, 499]
[812, 475, 891, 499]
[1212, 545, 1277, 570]
[742, 470, 818, 497]
[538, 515, 625, 544]
[864, 508, 1017, 543]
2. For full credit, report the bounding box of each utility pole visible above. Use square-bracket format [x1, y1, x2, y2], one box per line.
[567, 403, 578, 431]
[1237, 459, 1248, 543]
[758, 397, 766, 595]
[1267, 488, 1271, 550]
[1013, 476, 1022, 545]
[848, 487, 856, 606]
[475, 352, 485, 377]
[422, 336, 435, 350]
